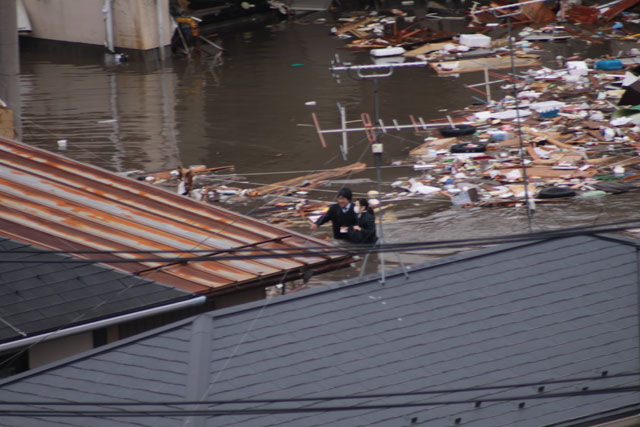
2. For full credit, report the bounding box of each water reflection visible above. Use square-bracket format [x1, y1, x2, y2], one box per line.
[20, 43, 181, 172]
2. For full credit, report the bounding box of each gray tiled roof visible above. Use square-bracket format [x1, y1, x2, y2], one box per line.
[0, 234, 639, 426]
[0, 237, 194, 343]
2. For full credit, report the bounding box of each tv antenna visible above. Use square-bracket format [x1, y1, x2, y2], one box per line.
[324, 56, 431, 282]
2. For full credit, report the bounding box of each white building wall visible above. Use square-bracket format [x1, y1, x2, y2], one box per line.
[22, 0, 171, 50]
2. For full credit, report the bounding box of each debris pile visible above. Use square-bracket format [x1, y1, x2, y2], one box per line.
[400, 59, 640, 207]
[136, 0, 640, 230]
[333, 13, 457, 52]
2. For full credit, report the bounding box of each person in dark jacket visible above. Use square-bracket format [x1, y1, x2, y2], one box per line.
[349, 198, 377, 244]
[310, 187, 357, 240]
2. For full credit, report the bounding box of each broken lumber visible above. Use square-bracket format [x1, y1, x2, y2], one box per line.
[562, 24, 604, 44]
[335, 17, 377, 36]
[409, 137, 457, 156]
[246, 162, 367, 197]
[599, 0, 640, 22]
[148, 165, 234, 180]
[431, 56, 541, 75]
[403, 41, 452, 57]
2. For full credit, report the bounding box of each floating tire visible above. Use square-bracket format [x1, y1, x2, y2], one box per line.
[450, 143, 487, 153]
[537, 187, 576, 199]
[440, 125, 476, 137]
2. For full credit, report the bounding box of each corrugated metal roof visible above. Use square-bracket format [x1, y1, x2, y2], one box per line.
[0, 137, 352, 295]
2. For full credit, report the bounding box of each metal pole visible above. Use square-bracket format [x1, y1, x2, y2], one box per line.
[508, 16, 533, 233]
[484, 66, 491, 104]
[338, 102, 348, 159]
[371, 78, 385, 281]
[373, 78, 380, 126]
[104, 0, 115, 53]
[0, 0, 21, 140]
[156, 0, 166, 61]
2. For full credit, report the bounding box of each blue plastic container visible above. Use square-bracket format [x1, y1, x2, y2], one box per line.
[595, 60, 623, 71]
[539, 109, 559, 118]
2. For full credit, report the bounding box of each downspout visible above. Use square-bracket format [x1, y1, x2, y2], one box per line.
[0, 296, 206, 353]
[103, 0, 115, 53]
[156, 0, 165, 60]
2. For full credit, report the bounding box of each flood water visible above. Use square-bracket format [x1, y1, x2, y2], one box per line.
[15, 10, 640, 284]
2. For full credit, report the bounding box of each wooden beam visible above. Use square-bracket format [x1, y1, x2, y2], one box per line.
[600, 0, 640, 22]
[246, 163, 367, 197]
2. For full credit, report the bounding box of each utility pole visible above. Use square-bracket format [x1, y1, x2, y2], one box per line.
[0, 0, 21, 140]
[468, 0, 543, 233]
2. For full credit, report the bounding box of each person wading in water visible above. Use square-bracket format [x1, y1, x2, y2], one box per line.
[348, 198, 377, 244]
[310, 187, 357, 240]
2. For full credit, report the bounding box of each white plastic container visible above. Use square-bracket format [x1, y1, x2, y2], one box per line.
[370, 46, 406, 57]
[459, 34, 491, 48]
[566, 61, 589, 76]
[529, 100, 566, 112]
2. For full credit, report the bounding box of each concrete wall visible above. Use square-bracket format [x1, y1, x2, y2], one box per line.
[22, 0, 171, 50]
[29, 332, 93, 369]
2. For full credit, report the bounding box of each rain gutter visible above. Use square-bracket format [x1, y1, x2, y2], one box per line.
[0, 296, 206, 353]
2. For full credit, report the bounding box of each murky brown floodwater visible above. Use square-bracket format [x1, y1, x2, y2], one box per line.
[16, 9, 640, 285]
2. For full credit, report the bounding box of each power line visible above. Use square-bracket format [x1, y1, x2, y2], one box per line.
[1, 385, 639, 417]
[2, 219, 640, 263]
[0, 371, 636, 407]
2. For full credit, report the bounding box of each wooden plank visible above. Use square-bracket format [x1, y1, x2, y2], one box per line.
[430, 56, 541, 75]
[513, 166, 596, 178]
[409, 137, 457, 156]
[246, 162, 367, 197]
[562, 24, 603, 44]
[148, 165, 234, 180]
[335, 17, 377, 35]
[609, 157, 640, 167]
[403, 41, 454, 57]
[600, 0, 640, 22]
[528, 130, 581, 151]
[498, 137, 522, 147]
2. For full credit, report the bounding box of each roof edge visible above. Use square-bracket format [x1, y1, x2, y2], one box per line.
[0, 297, 206, 386]
[545, 402, 640, 426]
[205, 231, 640, 320]
[204, 237, 550, 320]
[592, 232, 640, 248]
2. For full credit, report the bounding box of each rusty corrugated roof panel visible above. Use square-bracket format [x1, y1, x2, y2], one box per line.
[0, 137, 352, 295]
